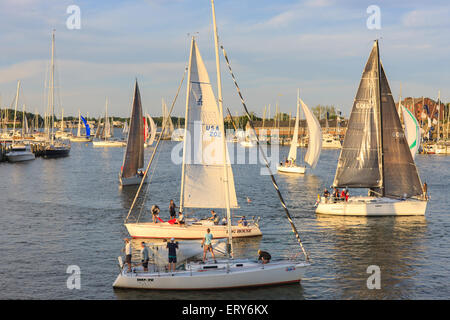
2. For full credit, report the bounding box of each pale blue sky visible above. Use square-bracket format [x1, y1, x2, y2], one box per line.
[0, 0, 449, 118]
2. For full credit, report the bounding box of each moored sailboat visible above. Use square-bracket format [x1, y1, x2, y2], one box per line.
[316, 40, 427, 216]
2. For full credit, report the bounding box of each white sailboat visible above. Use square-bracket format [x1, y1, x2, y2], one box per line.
[316, 40, 428, 216]
[70, 110, 92, 142]
[93, 98, 126, 147]
[277, 90, 322, 174]
[119, 81, 146, 186]
[124, 38, 261, 239]
[114, 1, 308, 290]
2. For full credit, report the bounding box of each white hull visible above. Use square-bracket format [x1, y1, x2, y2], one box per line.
[93, 140, 126, 147]
[69, 136, 92, 142]
[277, 165, 306, 174]
[119, 174, 147, 186]
[113, 260, 307, 290]
[6, 152, 35, 162]
[125, 221, 262, 239]
[316, 196, 427, 216]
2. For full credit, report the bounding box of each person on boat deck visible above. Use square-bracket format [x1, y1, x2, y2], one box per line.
[341, 188, 349, 202]
[208, 210, 219, 225]
[257, 249, 271, 264]
[176, 211, 185, 226]
[323, 188, 330, 198]
[151, 205, 160, 223]
[423, 182, 428, 200]
[122, 238, 132, 272]
[166, 238, 179, 273]
[238, 216, 248, 226]
[221, 217, 227, 225]
[169, 200, 177, 220]
[201, 228, 217, 263]
[333, 187, 340, 200]
[140, 242, 150, 272]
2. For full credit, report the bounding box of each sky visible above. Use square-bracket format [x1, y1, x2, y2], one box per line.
[0, 0, 449, 118]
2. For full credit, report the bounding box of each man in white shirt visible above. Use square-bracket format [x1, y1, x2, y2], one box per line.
[123, 238, 132, 272]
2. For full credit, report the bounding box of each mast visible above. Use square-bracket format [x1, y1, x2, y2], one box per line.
[105, 98, 108, 140]
[12, 80, 20, 138]
[437, 90, 440, 142]
[179, 37, 194, 214]
[211, 0, 233, 258]
[50, 29, 55, 144]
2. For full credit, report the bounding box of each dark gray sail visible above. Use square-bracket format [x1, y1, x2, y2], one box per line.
[333, 42, 382, 188]
[379, 63, 423, 198]
[122, 80, 144, 178]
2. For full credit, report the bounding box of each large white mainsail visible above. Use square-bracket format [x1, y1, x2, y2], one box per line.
[300, 99, 322, 168]
[180, 38, 238, 209]
[401, 105, 420, 159]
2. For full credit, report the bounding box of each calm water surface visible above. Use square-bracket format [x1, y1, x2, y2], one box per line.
[0, 131, 449, 299]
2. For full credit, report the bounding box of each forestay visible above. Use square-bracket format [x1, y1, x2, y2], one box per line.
[181, 39, 238, 209]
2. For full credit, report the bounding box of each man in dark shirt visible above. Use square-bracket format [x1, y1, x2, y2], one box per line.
[169, 200, 177, 220]
[166, 238, 179, 273]
[257, 249, 271, 264]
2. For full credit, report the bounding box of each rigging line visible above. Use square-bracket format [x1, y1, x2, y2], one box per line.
[124, 65, 188, 223]
[136, 141, 164, 223]
[220, 44, 310, 262]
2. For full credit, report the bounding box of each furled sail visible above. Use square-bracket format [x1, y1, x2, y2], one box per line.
[333, 42, 382, 188]
[287, 100, 300, 162]
[181, 38, 238, 209]
[121, 80, 144, 178]
[401, 106, 420, 160]
[379, 63, 423, 198]
[300, 99, 322, 168]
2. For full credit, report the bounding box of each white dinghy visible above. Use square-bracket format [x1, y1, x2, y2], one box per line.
[277, 89, 322, 174]
[316, 40, 428, 216]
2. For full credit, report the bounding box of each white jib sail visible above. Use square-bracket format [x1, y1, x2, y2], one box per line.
[181, 39, 238, 209]
[300, 99, 322, 168]
[287, 98, 300, 162]
[147, 114, 156, 146]
[77, 110, 81, 137]
[401, 105, 420, 159]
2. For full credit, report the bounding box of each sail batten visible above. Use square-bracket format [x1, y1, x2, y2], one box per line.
[181, 39, 238, 209]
